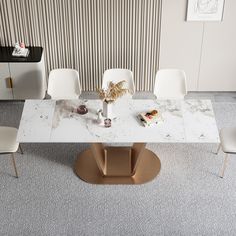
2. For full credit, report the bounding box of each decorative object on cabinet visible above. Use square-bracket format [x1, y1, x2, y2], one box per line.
[12, 42, 29, 57]
[0, 47, 46, 99]
[187, 0, 225, 21]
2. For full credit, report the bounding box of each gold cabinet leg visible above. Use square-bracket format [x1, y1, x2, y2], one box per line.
[11, 153, 19, 178]
[219, 153, 228, 178]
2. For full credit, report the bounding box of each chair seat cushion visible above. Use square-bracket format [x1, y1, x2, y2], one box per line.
[0, 126, 19, 153]
[220, 127, 236, 153]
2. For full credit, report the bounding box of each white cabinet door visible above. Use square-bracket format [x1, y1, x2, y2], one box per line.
[10, 59, 46, 99]
[0, 63, 13, 99]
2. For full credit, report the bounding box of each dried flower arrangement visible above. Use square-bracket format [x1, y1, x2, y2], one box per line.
[97, 80, 129, 103]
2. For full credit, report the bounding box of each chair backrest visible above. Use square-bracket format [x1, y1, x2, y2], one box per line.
[153, 69, 187, 99]
[47, 69, 81, 99]
[102, 69, 135, 95]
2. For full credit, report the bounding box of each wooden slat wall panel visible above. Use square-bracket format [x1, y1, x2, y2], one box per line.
[0, 0, 161, 91]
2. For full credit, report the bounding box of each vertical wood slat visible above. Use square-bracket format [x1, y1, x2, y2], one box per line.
[0, 0, 161, 91]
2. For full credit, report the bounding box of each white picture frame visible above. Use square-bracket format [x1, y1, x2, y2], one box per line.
[186, 0, 225, 21]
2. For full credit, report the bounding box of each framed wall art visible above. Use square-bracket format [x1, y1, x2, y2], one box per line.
[187, 0, 225, 21]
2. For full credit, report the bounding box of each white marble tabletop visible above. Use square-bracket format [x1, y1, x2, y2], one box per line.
[17, 99, 220, 143]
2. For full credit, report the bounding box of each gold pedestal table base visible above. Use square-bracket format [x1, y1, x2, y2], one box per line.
[74, 143, 161, 185]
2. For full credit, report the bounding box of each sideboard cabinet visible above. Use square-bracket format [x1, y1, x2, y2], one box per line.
[0, 47, 46, 99]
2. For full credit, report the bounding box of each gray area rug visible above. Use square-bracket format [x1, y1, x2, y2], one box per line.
[1, 97, 236, 235]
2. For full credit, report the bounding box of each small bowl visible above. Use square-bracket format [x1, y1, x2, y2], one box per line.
[77, 105, 88, 115]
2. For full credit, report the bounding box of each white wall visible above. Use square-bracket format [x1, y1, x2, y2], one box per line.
[159, 0, 236, 91]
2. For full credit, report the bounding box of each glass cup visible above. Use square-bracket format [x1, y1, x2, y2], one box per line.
[104, 118, 111, 128]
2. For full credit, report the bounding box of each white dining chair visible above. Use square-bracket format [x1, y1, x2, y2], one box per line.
[0, 126, 23, 178]
[215, 127, 236, 178]
[102, 69, 135, 95]
[153, 69, 187, 99]
[47, 69, 81, 99]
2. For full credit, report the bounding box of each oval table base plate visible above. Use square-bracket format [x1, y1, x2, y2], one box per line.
[74, 148, 161, 185]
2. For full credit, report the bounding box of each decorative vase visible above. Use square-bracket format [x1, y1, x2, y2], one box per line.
[103, 100, 113, 118]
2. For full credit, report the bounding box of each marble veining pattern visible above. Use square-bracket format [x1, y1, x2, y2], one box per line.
[17, 99, 220, 143]
[17, 100, 56, 142]
[182, 100, 219, 142]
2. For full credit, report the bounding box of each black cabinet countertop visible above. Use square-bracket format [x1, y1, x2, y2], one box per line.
[0, 46, 43, 63]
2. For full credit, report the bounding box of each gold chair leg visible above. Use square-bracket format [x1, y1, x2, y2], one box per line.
[11, 153, 19, 178]
[215, 143, 221, 155]
[19, 144, 23, 154]
[219, 153, 228, 178]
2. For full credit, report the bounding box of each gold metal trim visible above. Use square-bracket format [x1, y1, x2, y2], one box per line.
[5, 77, 13, 88]
[9, 77, 13, 88]
[11, 153, 19, 178]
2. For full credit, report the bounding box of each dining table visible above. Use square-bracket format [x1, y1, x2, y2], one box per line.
[17, 98, 220, 184]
